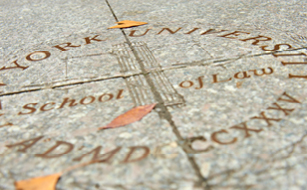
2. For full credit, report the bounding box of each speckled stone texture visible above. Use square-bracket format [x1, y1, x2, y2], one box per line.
[0, 0, 307, 189]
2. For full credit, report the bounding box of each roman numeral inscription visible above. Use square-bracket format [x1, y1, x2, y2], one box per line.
[112, 42, 184, 106]
[267, 102, 295, 116]
[251, 112, 282, 127]
[183, 92, 301, 153]
[230, 122, 262, 138]
[220, 92, 299, 142]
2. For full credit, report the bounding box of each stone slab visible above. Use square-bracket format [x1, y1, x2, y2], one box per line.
[0, 0, 307, 190]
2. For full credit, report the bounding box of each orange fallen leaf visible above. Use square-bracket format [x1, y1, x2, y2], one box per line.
[108, 20, 147, 29]
[15, 160, 100, 190]
[14, 104, 156, 189]
[15, 172, 62, 190]
[98, 103, 156, 130]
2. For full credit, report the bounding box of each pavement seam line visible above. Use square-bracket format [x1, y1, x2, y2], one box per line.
[104, 0, 211, 189]
[1, 46, 305, 97]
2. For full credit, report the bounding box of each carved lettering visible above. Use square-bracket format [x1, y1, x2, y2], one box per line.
[98, 93, 113, 102]
[212, 74, 232, 83]
[73, 146, 121, 162]
[179, 80, 194, 88]
[58, 98, 78, 109]
[281, 61, 307, 66]
[153, 142, 178, 159]
[277, 92, 300, 104]
[251, 111, 281, 127]
[230, 122, 262, 138]
[234, 71, 251, 79]
[276, 52, 307, 67]
[268, 102, 294, 116]
[273, 52, 306, 58]
[184, 136, 213, 153]
[84, 35, 106, 44]
[6, 136, 44, 153]
[80, 96, 95, 105]
[288, 74, 307, 79]
[18, 103, 37, 115]
[53, 42, 81, 51]
[26, 51, 51, 61]
[250, 67, 274, 76]
[116, 89, 124, 99]
[201, 29, 228, 35]
[0, 106, 2, 116]
[273, 52, 307, 78]
[0, 60, 29, 71]
[0, 123, 13, 128]
[260, 44, 292, 51]
[40, 102, 56, 111]
[35, 141, 74, 158]
[195, 76, 204, 89]
[157, 28, 182, 35]
[121, 146, 150, 163]
[211, 130, 237, 145]
[185, 28, 200, 34]
[16, 90, 124, 115]
[129, 29, 151, 37]
[218, 31, 250, 39]
[240, 35, 272, 45]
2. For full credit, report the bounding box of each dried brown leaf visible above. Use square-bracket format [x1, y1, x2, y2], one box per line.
[15, 173, 62, 190]
[98, 103, 156, 130]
